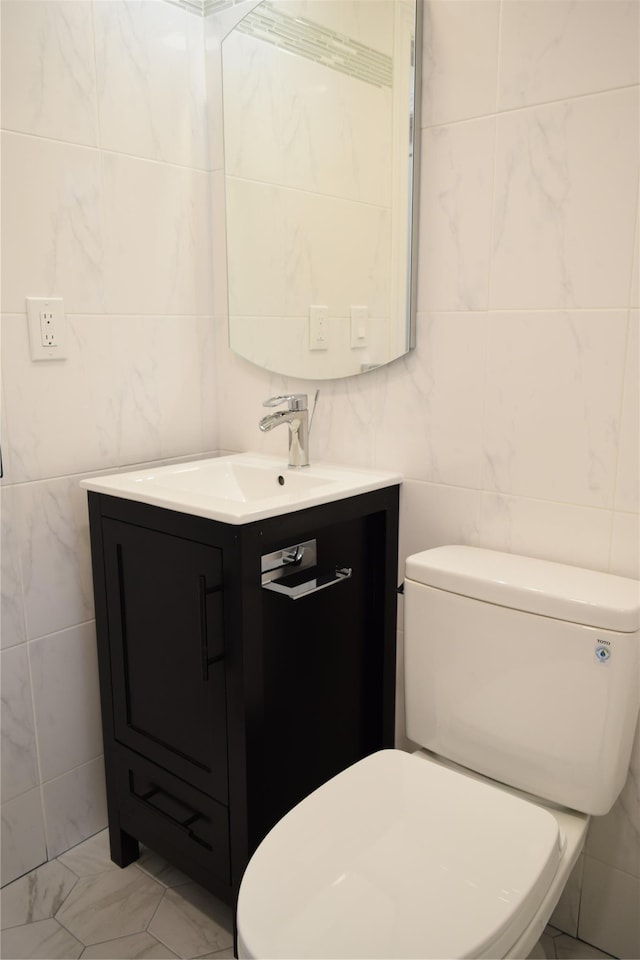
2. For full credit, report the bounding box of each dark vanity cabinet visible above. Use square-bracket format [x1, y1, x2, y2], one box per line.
[87, 485, 399, 906]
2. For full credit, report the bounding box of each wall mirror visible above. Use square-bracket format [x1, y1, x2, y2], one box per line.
[220, 0, 421, 380]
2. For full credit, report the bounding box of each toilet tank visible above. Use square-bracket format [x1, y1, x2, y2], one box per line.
[404, 546, 640, 816]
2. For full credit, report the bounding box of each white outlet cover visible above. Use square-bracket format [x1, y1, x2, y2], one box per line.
[26, 297, 67, 361]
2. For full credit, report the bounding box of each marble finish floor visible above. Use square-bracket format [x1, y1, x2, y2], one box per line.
[534, 929, 616, 960]
[0, 831, 234, 959]
[0, 830, 617, 960]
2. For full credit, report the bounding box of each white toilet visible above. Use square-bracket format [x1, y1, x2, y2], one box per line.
[237, 546, 640, 959]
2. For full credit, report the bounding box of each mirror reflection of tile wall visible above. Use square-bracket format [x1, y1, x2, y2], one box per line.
[222, 1, 417, 379]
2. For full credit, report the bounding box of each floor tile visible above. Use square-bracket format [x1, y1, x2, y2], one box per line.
[194, 950, 235, 959]
[554, 934, 616, 959]
[58, 829, 120, 878]
[55, 865, 164, 945]
[0, 859, 78, 929]
[539, 932, 558, 958]
[80, 931, 178, 958]
[1, 917, 83, 959]
[528, 936, 554, 959]
[136, 847, 191, 888]
[148, 883, 234, 959]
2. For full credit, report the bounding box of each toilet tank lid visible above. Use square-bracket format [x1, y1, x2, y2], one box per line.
[405, 546, 640, 633]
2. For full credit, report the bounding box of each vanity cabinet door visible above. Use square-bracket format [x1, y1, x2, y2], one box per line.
[102, 519, 228, 804]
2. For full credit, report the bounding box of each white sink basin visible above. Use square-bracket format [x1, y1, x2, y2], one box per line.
[81, 453, 401, 524]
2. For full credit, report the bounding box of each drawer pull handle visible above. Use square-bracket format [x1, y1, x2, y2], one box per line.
[132, 779, 212, 852]
[262, 566, 352, 600]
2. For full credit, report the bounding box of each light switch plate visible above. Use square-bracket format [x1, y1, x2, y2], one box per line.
[350, 305, 368, 348]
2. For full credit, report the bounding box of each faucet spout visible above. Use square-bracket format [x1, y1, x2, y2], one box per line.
[259, 395, 310, 468]
[259, 410, 290, 433]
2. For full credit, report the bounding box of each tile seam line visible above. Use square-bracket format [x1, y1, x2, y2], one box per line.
[421, 80, 640, 131]
[0, 129, 213, 175]
[3, 309, 633, 317]
[416, 308, 633, 315]
[37, 754, 105, 789]
[400, 478, 622, 512]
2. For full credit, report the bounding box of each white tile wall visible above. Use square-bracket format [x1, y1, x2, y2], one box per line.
[0, 644, 39, 803]
[497, 1, 639, 110]
[579, 858, 640, 959]
[29, 623, 102, 782]
[482, 311, 628, 507]
[490, 88, 638, 310]
[93, 0, 209, 169]
[101, 154, 212, 316]
[377, 312, 487, 487]
[41, 759, 108, 860]
[1, 789, 48, 887]
[111, 315, 216, 465]
[615, 311, 639, 514]
[0, 132, 105, 315]
[1, 3, 638, 957]
[421, 0, 500, 127]
[13, 476, 95, 641]
[0, 0, 98, 147]
[0, 486, 26, 649]
[1, 315, 117, 482]
[0, 0, 217, 886]
[478, 493, 613, 572]
[418, 119, 495, 311]
[610, 511, 640, 580]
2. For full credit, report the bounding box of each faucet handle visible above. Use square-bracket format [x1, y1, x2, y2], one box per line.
[263, 394, 308, 412]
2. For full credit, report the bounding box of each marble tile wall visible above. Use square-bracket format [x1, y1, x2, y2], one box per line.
[1, 0, 217, 886]
[1, 1, 638, 957]
[211, 1, 639, 956]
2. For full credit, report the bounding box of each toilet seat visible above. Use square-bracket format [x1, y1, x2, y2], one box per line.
[237, 750, 563, 960]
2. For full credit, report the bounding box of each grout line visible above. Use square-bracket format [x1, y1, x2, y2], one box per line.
[421, 81, 640, 133]
[0, 127, 213, 176]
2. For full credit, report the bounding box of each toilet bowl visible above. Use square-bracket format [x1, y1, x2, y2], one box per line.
[236, 547, 640, 959]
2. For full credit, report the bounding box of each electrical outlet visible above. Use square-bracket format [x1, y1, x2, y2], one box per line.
[40, 310, 57, 346]
[26, 297, 67, 361]
[309, 305, 328, 351]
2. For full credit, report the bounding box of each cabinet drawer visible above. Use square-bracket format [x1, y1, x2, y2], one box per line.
[116, 751, 230, 884]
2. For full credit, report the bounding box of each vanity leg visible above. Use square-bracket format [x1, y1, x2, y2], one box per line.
[109, 825, 139, 867]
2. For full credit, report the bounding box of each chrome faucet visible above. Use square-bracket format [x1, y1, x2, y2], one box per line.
[259, 394, 309, 468]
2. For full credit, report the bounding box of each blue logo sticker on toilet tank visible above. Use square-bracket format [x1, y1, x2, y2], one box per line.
[595, 642, 611, 663]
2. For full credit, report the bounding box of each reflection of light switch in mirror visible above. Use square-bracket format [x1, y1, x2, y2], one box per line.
[350, 306, 368, 348]
[309, 305, 328, 351]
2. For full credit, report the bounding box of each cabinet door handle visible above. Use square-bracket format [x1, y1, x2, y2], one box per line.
[262, 566, 352, 600]
[199, 575, 224, 681]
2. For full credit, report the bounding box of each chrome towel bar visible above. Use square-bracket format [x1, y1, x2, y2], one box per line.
[262, 566, 352, 600]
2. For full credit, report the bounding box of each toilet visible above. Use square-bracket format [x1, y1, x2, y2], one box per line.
[237, 546, 640, 959]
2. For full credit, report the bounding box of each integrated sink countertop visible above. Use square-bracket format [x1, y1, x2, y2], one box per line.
[81, 453, 402, 524]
